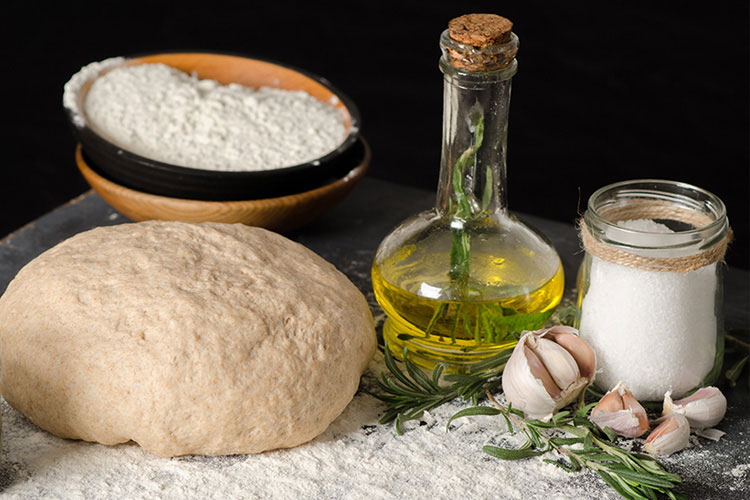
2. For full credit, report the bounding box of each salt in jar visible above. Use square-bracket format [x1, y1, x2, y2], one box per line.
[576, 179, 731, 401]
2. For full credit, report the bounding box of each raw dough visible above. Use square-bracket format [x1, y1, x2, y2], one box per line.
[0, 221, 375, 457]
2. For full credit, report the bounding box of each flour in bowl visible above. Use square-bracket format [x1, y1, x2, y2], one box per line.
[78, 62, 348, 172]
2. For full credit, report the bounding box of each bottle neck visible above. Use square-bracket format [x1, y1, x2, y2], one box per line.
[435, 54, 517, 218]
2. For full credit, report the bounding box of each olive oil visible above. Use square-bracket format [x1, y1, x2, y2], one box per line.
[373, 222, 564, 370]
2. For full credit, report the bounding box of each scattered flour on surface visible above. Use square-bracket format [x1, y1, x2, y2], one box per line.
[67, 61, 348, 172]
[728, 463, 750, 479]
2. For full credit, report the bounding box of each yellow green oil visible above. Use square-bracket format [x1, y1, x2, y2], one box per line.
[372, 237, 564, 371]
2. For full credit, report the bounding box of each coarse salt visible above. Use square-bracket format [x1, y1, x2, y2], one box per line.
[65, 61, 348, 172]
[578, 219, 718, 401]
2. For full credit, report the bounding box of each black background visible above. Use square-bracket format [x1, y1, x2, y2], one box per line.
[5, 1, 748, 269]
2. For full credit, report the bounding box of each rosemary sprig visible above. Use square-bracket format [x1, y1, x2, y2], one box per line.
[448, 115, 484, 290]
[724, 328, 749, 388]
[442, 114, 523, 345]
[455, 393, 685, 500]
[368, 342, 513, 434]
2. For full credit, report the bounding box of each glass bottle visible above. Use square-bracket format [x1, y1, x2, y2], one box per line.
[576, 179, 730, 401]
[372, 15, 564, 371]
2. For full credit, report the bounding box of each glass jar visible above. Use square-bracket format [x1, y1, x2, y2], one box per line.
[372, 17, 563, 371]
[576, 179, 731, 401]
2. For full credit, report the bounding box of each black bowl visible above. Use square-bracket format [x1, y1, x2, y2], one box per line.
[64, 52, 362, 201]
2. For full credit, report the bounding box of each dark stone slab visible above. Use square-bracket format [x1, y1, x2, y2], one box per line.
[0, 177, 747, 499]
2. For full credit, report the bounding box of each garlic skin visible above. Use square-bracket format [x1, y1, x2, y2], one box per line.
[502, 326, 596, 421]
[643, 413, 690, 456]
[589, 381, 649, 438]
[662, 386, 727, 430]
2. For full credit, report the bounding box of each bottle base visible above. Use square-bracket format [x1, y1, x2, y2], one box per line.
[382, 317, 517, 373]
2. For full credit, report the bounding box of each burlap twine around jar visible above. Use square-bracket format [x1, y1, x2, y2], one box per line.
[578, 200, 733, 273]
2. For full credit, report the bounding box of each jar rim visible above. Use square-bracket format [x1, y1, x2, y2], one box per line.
[584, 179, 729, 254]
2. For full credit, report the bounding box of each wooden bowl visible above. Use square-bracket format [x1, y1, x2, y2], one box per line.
[65, 52, 361, 201]
[76, 138, 370, 232]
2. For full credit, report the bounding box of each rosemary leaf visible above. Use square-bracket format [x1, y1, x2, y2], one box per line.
[446, 405, 503, 430]
[549, 437, 584, 446]
[596, 470, 641, 500]
[383, 346, 422, 393]
[423, 303, 445, 336]
[603, 426, 619, 443]
[552, 410, 571, 424]
[544, 457, 582, 473]
[483, 445, 548, 460]
[473, 307, 481, 343]
[474, 116, 485, 149]
[576, 402, 598, 418]
[404, 356, 440, 393]
[481, 164, 493, 212]
[431, 363, 445, 386]
[462, 304, 473, 338]
[725, 355, 747, 387]
[449, 304, 460, 343]
[607, 469, 679, 489]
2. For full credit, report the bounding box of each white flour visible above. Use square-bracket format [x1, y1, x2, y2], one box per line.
[67, 61, 348, 172]
[63, 57, 125, 128]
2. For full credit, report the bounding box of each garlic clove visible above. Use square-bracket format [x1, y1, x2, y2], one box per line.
[643, 413, 690, 456]
[523, 345, 561, 399]
[555, 377, 591, 414]
[545, 326, 597, 381]
[591, 385, 625, 415]
[527, 337, 580, 392]
[663, 387, 727, 430]
[590, 411, 646, 438]
[590, 382, 649, 438]
[501, 327, 596, 422]
[502, 334, 558, 420]
[662, 392, 678, 416]
[620, 389, 650, 435]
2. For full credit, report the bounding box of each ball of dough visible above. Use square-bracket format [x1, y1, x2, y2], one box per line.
[0, 221, 375, 457]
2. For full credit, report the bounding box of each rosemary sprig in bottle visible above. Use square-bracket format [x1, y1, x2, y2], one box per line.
[439, 113, 521, 346]
[449, 114, 484, 291]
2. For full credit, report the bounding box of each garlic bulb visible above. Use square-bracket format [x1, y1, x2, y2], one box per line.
[662, 386, 727, 430]
[502, 325, 596, 421]
[643, 413, 690, 456]
[589, 381, 649, 438]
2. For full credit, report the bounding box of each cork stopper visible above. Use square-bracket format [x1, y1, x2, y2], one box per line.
[444, 14, 517, 72]
[449, 14, 513, 47]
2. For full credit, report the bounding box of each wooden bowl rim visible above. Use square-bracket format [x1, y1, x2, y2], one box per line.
[76, 138, 371, 210]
